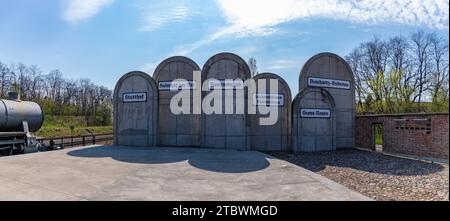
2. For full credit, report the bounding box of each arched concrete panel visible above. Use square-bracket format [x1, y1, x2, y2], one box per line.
[250, 73, 292, 151]
[201, 52, 251, 150]
[292, 87, 336, 152]
[299, 52, 355, 149]
[113, 71, 158, 147]
[153, 56, 201, 147]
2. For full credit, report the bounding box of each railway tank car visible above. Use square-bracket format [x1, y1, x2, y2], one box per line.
[0, 92, 44, 155]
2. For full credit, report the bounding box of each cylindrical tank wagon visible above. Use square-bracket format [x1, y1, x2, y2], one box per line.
[0, 98, 44, 132]
[0, 92, 45, 155]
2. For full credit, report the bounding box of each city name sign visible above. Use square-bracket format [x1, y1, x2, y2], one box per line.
[159, 80, 196, 91]
[123, 92, 147, 103]
[253, 94, 284, 106]
[300, 108, 331, 118]
[208, 79, 244, 90]
[308, 77, 350, 90]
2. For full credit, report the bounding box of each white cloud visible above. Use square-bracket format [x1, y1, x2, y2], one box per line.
[217, 0, 449, 31]
[171, 24, 277, 56]
[136, 0, 199, 32]
[139, 61, 159, 74]
[172, 0, 448, 56]
[240, 45, 259, 55]
[265, 59, 298, 70]
[62, 0, 114, 24]
[172, 25, 238, 55]
[140, 5, 191, 31]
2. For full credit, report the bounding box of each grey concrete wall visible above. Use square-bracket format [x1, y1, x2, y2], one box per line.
[113, 71, 158, 147]
[201, 52, 251, 150]
[250, 73, 292, 151]
[299, 52, 355, 149]
[153, 56, 201, 147]
[293, 88, 336, 152]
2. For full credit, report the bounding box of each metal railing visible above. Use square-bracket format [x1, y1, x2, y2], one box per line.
[37, 133, 113, 149]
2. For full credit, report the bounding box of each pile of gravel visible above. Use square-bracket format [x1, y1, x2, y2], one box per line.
[269, 150, 448, 201]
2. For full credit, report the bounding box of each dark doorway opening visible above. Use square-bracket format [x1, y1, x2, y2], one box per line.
[372, 123, 383, 152]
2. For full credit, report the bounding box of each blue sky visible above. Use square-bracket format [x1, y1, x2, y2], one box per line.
[0, 0, 448, 93]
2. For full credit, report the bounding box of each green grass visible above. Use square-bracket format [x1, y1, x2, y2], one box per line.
[375, 135, 383, 145]
[35, 115, 112, 138]
[375, 134, 383, 145]
[41, 115, 88, 128]
[35, 126, 112, 138]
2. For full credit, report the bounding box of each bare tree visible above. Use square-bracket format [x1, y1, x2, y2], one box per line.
[46, 70, 64, 116]
[0, 59, 114, 126]
[388, 36, 410, 73]
[347, 30, 449, 114]
[428, 33, 449, 102]
[346, 47, 369, 111]
[63, 80, 77, 103]
[0, 61, 11, 97]
[248, 57, 258, 77]
[28, 65, 43, 100]
[410, 30, 433, 108]
[352, 37, 390, 112]
[386, 35, 414, 111]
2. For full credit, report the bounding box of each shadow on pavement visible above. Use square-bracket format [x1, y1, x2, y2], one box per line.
[67, 145, 271, 173]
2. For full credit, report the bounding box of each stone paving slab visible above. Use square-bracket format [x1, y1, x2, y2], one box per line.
[0, 145, 372, 201]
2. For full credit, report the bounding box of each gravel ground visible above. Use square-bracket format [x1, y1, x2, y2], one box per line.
[268, 149, 449, 201]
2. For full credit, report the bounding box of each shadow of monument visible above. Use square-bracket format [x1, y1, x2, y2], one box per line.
[267, 149, 445, 176]
[67, 145, 271, 173]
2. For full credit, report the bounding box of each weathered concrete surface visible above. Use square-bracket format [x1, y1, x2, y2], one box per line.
[113, 71, 158, 147]
[293, 88, 336, 152]
[153, 56, 201, 147]
[201, 52, 251, 150]
[0, 146, 372, 201]
[299, 53, 355, 149]
[250, 73, 292, 152]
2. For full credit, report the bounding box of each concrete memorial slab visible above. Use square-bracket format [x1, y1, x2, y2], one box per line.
[299, 52, 355, 149]
[250, 73, 292, 151]
[113, 71, 158, 147]
[201, 53, 251, 150]
[293, 88, 336, 152]
[153, 56, 202, 147]
[111, 52, 356, 153]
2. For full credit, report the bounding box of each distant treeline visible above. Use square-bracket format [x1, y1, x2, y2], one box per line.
[346, 30, 449, 114]
[0, 61, 112, 126]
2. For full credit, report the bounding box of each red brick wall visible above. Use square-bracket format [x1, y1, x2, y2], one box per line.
[356, 113, 449, 160]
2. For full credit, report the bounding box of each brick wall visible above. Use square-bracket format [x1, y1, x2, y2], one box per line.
[356, 113, 449, 160]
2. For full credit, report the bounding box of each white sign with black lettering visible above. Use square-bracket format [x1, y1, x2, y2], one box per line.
[123, 92, 147, 103]
[308, 77, 350, 90]
[253, 94, 284, 106]
[208, 79, 244, 90]
[159, 80, 196, 91]
[300, 108, 331, 118]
